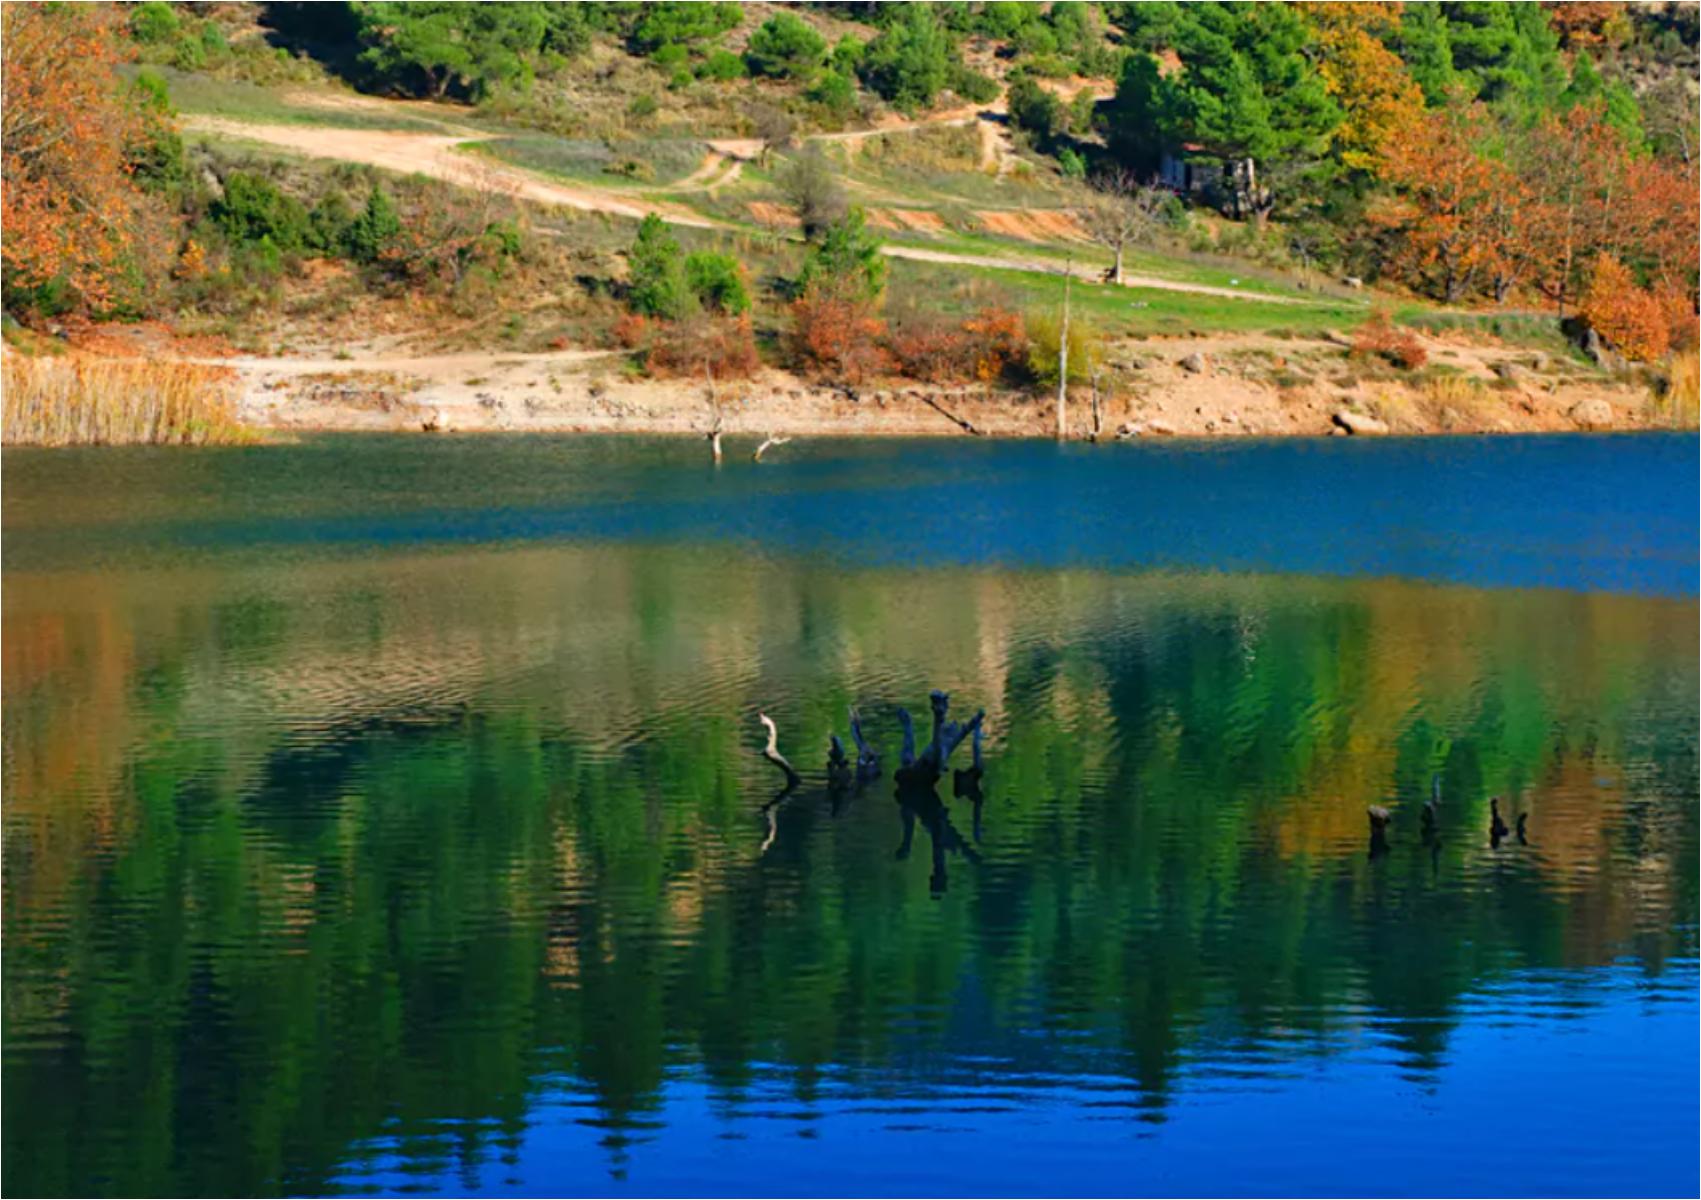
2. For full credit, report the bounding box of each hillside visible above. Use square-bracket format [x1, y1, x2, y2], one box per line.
[3, 2, 1697, 442]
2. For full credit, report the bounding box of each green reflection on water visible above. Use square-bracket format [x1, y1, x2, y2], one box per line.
[3, 541, 1696, 1195]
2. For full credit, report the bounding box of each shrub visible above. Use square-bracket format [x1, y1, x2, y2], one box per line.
[626, 213, 692, 319]
[859, 5, 952, 111]
[947, 63, 1000, 104]
[797, 208, 886, 302]
[652, 43, 689, 70]
[212, 172, 311, 252]
[129, 2, 179, 44]
[1058, 147, 1087, 178]
[630, 2, 742, 54]
[791, 278, 890, 382]
[807, 69, 857, 116]
[627, 92, 659, 120]
[641, 313, 760, 378]
[745, 12, 826, 79]
[1579, 254, 1674, 362]
[1027, 309, 1102, 387]
[961, 305, 1030, 383]
[1352, 309, 1428, 370]
[779, 146, 847, 238]
[684, 251, 750, 315]
[886, 312, 971, 382]
[1007, 75, 1063, 140]
[830, 35, 866, 75]
[697, 49, 747, 81]
[342, 185, 402, 263]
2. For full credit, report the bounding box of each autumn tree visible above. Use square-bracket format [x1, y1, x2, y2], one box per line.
[1373, 98, 1505, 302]
[1, 4, 162, 315]
[1298, 2, 1425, 173]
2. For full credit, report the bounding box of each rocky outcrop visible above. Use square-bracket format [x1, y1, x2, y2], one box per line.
[1332, 409, 1389, 435]
[1569, 397, 1614, 430]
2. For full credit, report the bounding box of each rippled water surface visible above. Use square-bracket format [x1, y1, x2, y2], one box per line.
[4, 435, 1697, 1197]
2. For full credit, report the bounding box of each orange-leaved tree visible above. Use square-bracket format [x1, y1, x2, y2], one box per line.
[1, 4, 153, 314]
[1373, 98, 1507, 302]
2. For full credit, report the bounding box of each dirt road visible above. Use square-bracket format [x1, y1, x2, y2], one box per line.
[187, 113, 1326, 307]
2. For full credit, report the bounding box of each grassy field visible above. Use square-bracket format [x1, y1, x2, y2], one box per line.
[461, 136, 711, 188]
[886, 259, 1370, 338]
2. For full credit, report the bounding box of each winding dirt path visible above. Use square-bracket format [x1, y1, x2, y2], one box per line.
[185, 112, 1318, 306]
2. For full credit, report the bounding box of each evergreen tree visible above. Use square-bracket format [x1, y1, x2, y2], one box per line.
[345, 185, 402, 263]
[744, 12, 826, 79]
[797, 207, 885, 301]
[626, 214, 692, 319]
[859, 5, 952, 111]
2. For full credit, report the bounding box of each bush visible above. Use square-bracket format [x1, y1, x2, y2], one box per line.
[830, 35, 866, 74]
[697, 49, 747, 81]
[627, 92, 659, 120]
[807, 69, 857, 116]
[684, 251, 750, 315]
[1007, 76, 1063, 140]
[1027, 309, 1102, 387]
[652, 43, 689, 70]
[211, 172, 312, 253]
[859, 5, 952, 111]
[947, 64, 1001, 104]
[345, 185, 402, 263]
[1352, 310, 1429, 370]
[1058, 147, 1086, 178]
[790, 278, 890, 382]
[885, 306, 1029, 384]
[623, 312, 760, 379]
[626, 213, 692, 319]
[779, 146, 847, 239]
[129, 2, 179, 44]
[797, 208, 886, 302]
[1579, 254, 1680, 363]
[631, 2, 742, 53]
[745, 12, 826, 79]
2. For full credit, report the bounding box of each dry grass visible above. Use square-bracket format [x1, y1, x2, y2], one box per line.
[1648, 350, 1699, 427]
[2, 354, 254, 446]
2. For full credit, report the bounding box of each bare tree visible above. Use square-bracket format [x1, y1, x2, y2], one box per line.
[1081, 168, 1168, 286]
[778, 144, 847, 240]
[749, 102, 796, 166]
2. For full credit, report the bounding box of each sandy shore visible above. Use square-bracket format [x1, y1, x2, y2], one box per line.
[215, 330, 1658, 441]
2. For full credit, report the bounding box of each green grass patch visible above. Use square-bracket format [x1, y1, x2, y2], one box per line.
[889, 258, 1369, 338]
[463, 136, 711, 188]
[153, 70, 493, 134]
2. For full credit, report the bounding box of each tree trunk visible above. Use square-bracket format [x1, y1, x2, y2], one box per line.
[1112, 241, 1124, 286]
[1056, 259, 1072, 441]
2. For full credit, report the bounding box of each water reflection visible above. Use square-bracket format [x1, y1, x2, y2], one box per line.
[4, 480, 1698, 1195]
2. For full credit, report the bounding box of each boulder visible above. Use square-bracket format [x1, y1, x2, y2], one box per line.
[1178, 352, 1208, 374]
[1491, 361, 1525, 384]
[1569, 397, 1614, 430]
[1146, 418, 1177, 436]
[1342, 276, 1365, 289]
[1581, 327, 1625, 373]
[420, 407, 453, 433]
[1332, 409, 1389, 436]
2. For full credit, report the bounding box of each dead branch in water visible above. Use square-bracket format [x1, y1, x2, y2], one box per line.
[919, 392, 981, 436]
[753, 434, 793, 462]
[757, 711, 802, 789]
[895, 690, 984, 788]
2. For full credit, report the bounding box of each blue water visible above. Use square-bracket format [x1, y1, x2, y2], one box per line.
[3, 432, 1697, 1197]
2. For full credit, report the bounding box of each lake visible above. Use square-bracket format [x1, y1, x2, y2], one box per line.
[3, 433, 1697, 1198]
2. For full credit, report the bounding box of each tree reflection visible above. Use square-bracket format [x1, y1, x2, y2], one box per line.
[3, 544, 1696, 1194]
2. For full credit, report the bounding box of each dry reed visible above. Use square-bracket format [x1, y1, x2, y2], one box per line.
[2, 354, 254, 446]
[1649, 350, 1699, 427]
